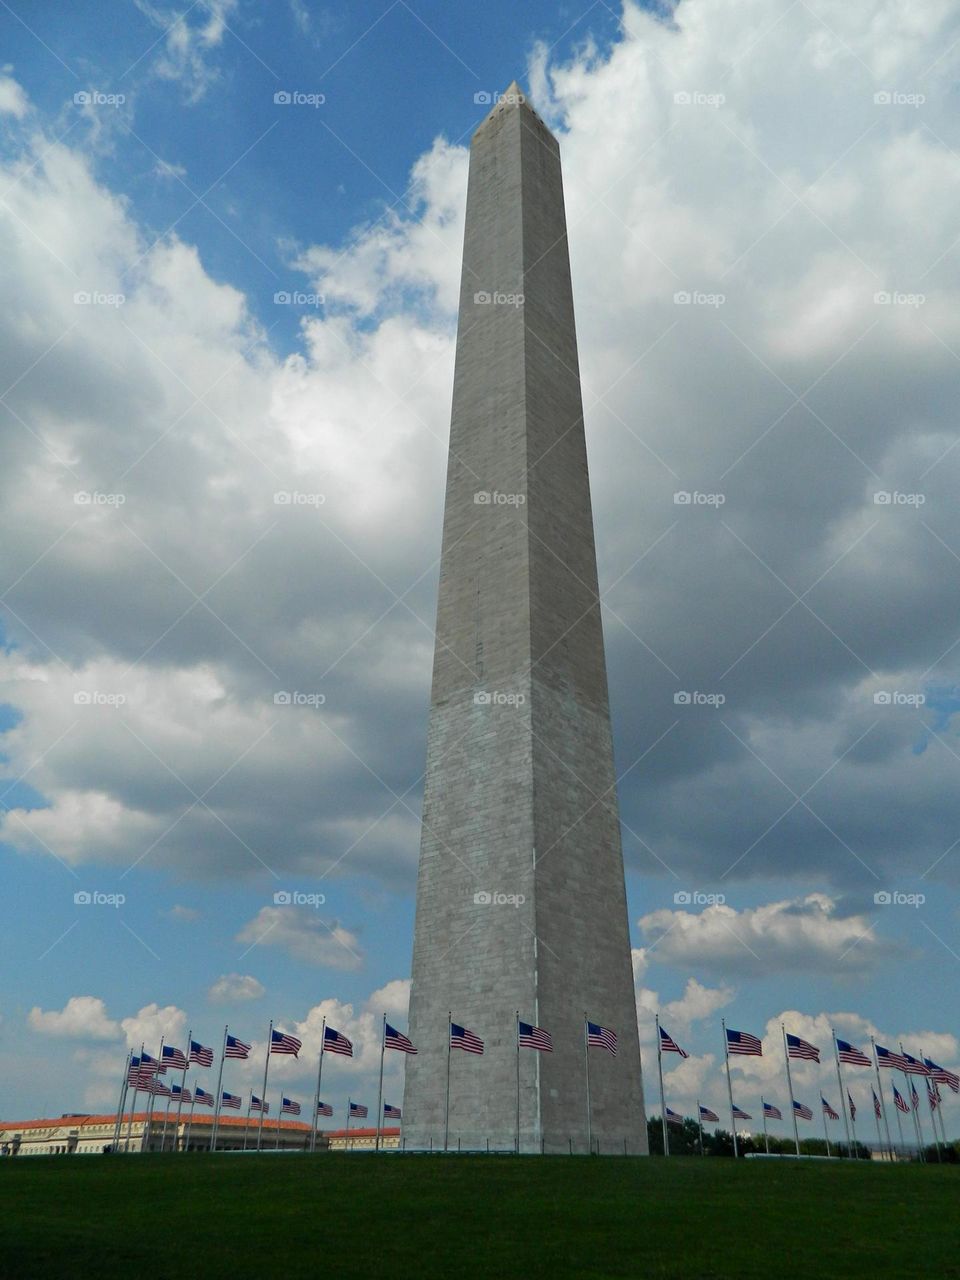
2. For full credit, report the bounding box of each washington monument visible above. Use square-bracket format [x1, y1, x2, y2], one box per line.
[402, 83, 647, 1154]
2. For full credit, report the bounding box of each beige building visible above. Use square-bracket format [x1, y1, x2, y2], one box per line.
[323, 1126, 401, 1151]
[0, 1112, 313, 1155]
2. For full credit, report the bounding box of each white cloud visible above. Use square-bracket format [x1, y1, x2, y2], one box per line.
[163, 904, 201, 923]
[638, 894, 897, 975]
[207, 973, 265, 1003]
[236, 906, 364, 970]
[133, 0, 237, 101]
[28, 996, 119, 1040]
[119, 1002, 187, 1052]
[0, 73, 28, 118]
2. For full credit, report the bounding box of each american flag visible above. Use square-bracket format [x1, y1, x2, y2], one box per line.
[786, 1033, 820, 1062]
[928, 1080, 941, 1110]
[518, 1021, 553, 1052]
[847, 1091, 857, 1121]
[659, 1024, 688, 1058]
[763, 1101, 782, 1120]
[836, 1038, 871, 1067]
[586, 1022, 618, 1055]
[195, 1088, 214, 1106]
[893, 1085, 909, 1114]
[171, 1085, 192, 1104]
[793, 1099, 813, 1121]
[161, 1045, 188, 1071]
[148, 1078, 173, 1097]
[281, 1097, 301, 1115]
[384, 1104, 402, 1119]
[323, 1026, 353, 1057]
[317, 1102, 333, 1116]
[190, 1040, 214, 1067]
[910, 1084, 921, 1112]
[126, 1056, 142, 1086]
[141, 1052, 160, 1073]
[221, 1091, 242, 1110]
[349, 1102, 368, 1118]
[875, 1044, 908, 1071]
[665, 1107, 684, 1126]
[821, 1096, 839, 1121]
[872, 1088, 882, 1118]
[732, 1105, 752, 1120]
[250, 1095, 269, 1113]
[698, 1105, 719, 1122]
[450, 1023, 484, 1054]
[900, 1050, 929, 1076]
[225, 1035, 251, 1060]
[384, 1024, 417, 1054]
[925, 1058, 960, 1092]
[270, 1029, 302, 1057]
[726, 1028, 762, 1057]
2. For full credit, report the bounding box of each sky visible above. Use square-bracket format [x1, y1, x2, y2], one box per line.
[1, 0, 959, 1143]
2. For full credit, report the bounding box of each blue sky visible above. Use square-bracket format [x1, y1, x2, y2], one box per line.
[2, 0, 960, 1141]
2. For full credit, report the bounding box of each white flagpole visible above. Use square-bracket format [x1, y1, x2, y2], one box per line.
[781, 1025, 800, 1156]
[376, 1013, 387, 1154]
[276, 1092, 282, 1149]
[145, 1036, 164, 1154]
[444, 1011, 452, 1153]
[346, 1098, 352, 1151]
[174, 1029, 190, 1153]
[125, 1042, 144, 1153]
[160, 1094, 172, 1152]
[821, 1098, 831, 1156]
[243, 1094, 254, 1151]
[847, 1090, 858, 1157]
[761, 1097, 769, 1154]
[871, 1037, 893, 1159]
[697, 1100, 704, 1156]
[113, 1051, 131, 1150]
[209, 1025, 229, 1152]
[899, 1043, 924, 1159]
[921, 1051, 943, 1163]
[257, 1020, 273, 1152]
[656, 1014, 669, 1157]
[872, 1088, 884, 1157]
[310, 1017, 326, 1155]
[584, 1013, 593, 1155]
[184, 1086, 197, 1152]
[515, 1011, 521, 1155]
[721, 1019, 738, 1159]
[831, 1030, 852, 1158]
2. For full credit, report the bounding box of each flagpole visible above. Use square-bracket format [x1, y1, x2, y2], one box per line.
[921, 1050, 942, 1162]
[847, 1090, 858, 1158]
[761, 1097, 769, 1154]
[257, 1020, 273, 1152]
[697, 1100, 704, 1156]
[243, 1094, 253, 1151]
[444, 1011, 452, 1153]
[899, 1043, 924, 1159]
[584, 1013, 593, 1156]
[346, 1098, 352, 1152]
[113, 1051, 131, 1151]
[821, 1098, 831, 1157]
[376, 1013, 387, 1155]
[656, 1013, 669, 1157]
[870, 1037, 893, 1160]
[720, 1019, 739, 1159]
[173, 1029, 190, 1153]
[832, 1031, 852, 1158]
[276, 1092, 282, 1149]
[209, 1025, 228, 1152]
[125, 1041, 144, 1153]
[311, 1017, 326, 1155]
[184, 1086, 197, 1152]
[781, 1025, 800, 1156]
[145, 1035, 164, 1154]
[872, 1088, 884, 1158]
[892, 1086, 906, 1153]
[160, 1095, 172, 1152]
[515, 1011, 521, 1155]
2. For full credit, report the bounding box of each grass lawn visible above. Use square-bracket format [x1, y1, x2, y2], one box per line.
[1, 1154, 957, 1279]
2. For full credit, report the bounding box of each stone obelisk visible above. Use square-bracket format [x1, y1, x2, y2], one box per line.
[402, 83, 647, 1154]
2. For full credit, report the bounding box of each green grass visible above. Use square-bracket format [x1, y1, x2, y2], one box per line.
[2, 1154, 958, 1279]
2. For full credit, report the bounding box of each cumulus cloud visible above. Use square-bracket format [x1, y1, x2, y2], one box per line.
[236, 906, 364, 969]
[365, 978, 410, 1018]
[0, 72, 28, 118]
[638, 894, 898, 975]
[133, 0, 238, 101]
[119, 1002, 187, 1052]
[28, 996, 119, 1040]
[207, 973, 265, 1003]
